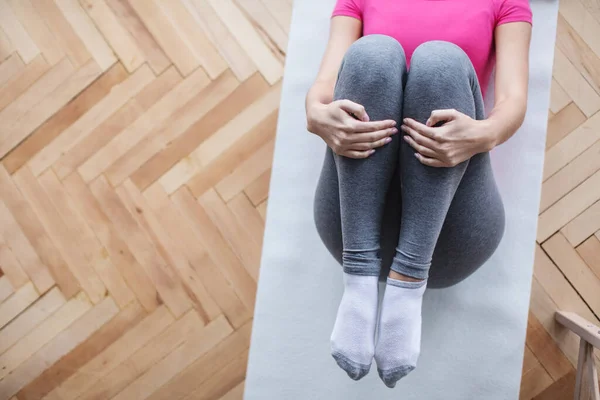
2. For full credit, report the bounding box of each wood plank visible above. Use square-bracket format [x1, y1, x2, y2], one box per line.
[183, 0, 256, 81]
[0, 295, 118, 399]
[538, 169, 600, 242]
[552, 46, 600, 117]
[62, 172, 160, 313]
[119, 179, 217, 323]
[540, 138, 600, 213]
[1, 60, 102, 160]
[126, 70, 246, 191]
[219, 381, 245, 400]
[526, 311, 574, 380]
[0, 291, 91, 380]
[90, 175, 191, 317]
[245, 168, 271, 206]
[72, 312, 202, 400]
[0, 165, 79, 298]
[556, 14, 600, 96]
[0, 276, 14, 303]
[12, 166, 106, 304]
[0, 281, 38, 330]
[27, 64, 154, 176]
[171, 187, 256, 311]
[543, 108, 600, 181]
[577, 235, 600, 281]
[0, 53, 24, 88]
[47, 306, 171, 400]
[127, 0, 199, 76]
[31, 0, 91, 67]
[0, 57, 75, 157]
[104, 0, 170, 74]
[39, 170, 135, 308]
[0, 24, 14, 62]
[17, 301, 146, 400]
[53, 0, 116, 70]
[7, 0, 64, 65]
[155, 0, 227, 79]
[532, 370, 576, 400]
[0, 230, 29, 290]
[235, 0, 287, 55]
[260, 0, 292, 34]
[215, 139, 274, 202]
[0, 198, 53, 293]
[184, 349, 248, 400]
[159, 82, 280, 194]
[545, 102, 586, 150]
[580, 0, 600, 25]
[559, 0, 600, 57]
[561, 199, 600, 246]
[144, 183, 251, 328]
[0, 0, 39, 63]
[54, 66, 181, 180]
[77, 67, 208, 184]
[532, 244, 600, 364]
[0, 54, 48, 114]
[187, 109, 277, 198]
[228, 192, 265, 249]
[207, 0, 283, 84]
[199, 189, 262, 280]
[519, 346, 554, 400]
[79, 0, 144, 72]
[257, 199, 267, 221]
[542, 233, 600, 317]
[110, 316, 232, 400]
[145, 319, 251, 400]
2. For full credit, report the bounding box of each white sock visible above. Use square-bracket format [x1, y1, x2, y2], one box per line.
[374, 277, 427, 388]
[330, 273, 379, 380]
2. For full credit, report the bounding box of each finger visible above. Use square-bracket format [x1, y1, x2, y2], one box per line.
[414, 152, 445, 167]
[402, 135, 437, 158]
[426, 109, 457, 127]
[350, 119, 397, 133]
[401, 124, 438, 149]
[403, 118, 438, 140]
[348, 127, 398, 143]
[349, 136, 393, 151]
[342, 149, 375, 159]
[337, 100, 370, 122]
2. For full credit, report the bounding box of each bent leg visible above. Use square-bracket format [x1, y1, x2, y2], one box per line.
[375, 41, 487, 388]
[324, 34, 407, 381]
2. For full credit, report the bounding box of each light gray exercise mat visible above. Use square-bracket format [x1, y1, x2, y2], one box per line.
[244, 1, 557, 398]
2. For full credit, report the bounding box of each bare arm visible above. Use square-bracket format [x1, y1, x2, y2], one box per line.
[305, 17, 398, 158]
[305, 16, 362, 116]
[482, 21, 532, 148]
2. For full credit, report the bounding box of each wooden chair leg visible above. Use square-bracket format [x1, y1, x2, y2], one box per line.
[575, 338, 600, 400]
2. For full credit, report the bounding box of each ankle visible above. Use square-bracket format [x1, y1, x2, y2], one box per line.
[389, 270, 424, 282]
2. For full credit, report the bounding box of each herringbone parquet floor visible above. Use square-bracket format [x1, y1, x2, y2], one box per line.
[0, 0, 597, 399]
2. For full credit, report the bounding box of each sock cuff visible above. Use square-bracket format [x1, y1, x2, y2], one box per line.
[386, 277, 427, 289]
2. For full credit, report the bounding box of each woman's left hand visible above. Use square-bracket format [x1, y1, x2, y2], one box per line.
[401, 109, 493, 168]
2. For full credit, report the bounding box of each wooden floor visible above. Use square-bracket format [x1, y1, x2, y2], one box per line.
[0, 0, 596, 399]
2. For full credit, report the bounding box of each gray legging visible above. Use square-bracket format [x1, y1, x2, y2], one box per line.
[313, 35, 506, 289]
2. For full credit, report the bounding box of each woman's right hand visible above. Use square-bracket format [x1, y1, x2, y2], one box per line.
[306, 100, 398, 159]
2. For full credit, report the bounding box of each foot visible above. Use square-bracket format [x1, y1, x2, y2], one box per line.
[330, 273, 379, 380]
[374, 277, 427, 388]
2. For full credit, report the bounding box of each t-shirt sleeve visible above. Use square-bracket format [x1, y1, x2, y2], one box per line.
[495, 0, 533, 26]
[331, 0, 363, 20]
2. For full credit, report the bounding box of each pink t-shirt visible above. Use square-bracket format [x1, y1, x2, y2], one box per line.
[332, 0, 532, 96]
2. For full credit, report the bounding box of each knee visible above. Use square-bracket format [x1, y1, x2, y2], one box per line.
[409, 41, 474, 83]
[341, 35, 407, 84]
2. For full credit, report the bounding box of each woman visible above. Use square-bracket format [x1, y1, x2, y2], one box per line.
[306, 0, 532, 388]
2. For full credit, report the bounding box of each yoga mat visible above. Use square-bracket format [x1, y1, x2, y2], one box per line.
[245, 1, 558, 398]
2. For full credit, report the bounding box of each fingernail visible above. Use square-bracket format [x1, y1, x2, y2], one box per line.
[385, 137, 392, 143]
[370, 149, 376, 154]
[403, 135, 408, 141]
[403, 118, 408, 123]
[391, 120, 397, 126]
[392, 128, 398, 134]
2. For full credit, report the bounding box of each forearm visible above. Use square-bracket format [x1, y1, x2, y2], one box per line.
[480, 94, 527, 150]
[306, 79, 335, 112]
